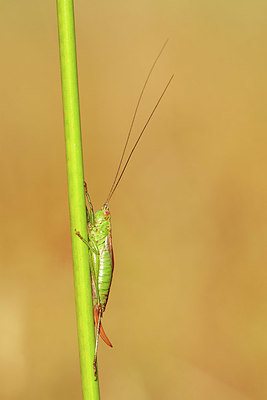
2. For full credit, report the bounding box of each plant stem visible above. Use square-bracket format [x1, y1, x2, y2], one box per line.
[56, 1, 100, 398]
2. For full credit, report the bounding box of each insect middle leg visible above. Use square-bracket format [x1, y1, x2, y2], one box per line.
[75, 230, 98, 255]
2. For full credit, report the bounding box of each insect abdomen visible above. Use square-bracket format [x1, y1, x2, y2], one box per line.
[98, 236, 113, 310]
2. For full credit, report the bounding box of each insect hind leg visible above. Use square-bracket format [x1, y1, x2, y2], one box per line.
[93, 308, 102, 380]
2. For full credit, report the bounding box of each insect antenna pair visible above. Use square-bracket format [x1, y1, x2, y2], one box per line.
[104, 39, 174, 206]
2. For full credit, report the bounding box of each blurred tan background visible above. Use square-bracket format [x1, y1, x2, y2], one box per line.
[1, 1, 267, 399]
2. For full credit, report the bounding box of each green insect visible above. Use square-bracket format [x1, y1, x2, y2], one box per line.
[75, 41, 173, 379]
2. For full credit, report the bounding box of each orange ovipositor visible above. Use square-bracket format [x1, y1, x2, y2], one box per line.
[93, 307, 113, 348]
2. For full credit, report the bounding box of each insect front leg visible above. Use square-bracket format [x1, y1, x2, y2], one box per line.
[84, 181, 95, 226]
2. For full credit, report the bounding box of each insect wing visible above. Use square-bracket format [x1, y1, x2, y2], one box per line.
[108, 232, 114, 275]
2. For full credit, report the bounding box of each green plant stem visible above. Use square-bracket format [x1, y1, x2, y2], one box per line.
[56, 1, 100, 398]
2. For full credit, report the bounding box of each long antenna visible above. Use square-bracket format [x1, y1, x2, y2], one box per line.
[105, 74, 174, 205]
[105, 40, 169, 205]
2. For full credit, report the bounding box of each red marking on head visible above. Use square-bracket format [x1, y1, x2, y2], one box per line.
[104, 209, 109, 216]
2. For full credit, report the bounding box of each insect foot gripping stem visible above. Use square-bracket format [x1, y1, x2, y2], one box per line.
[93, 358, 98, 381]
[74, 229, 83, 240]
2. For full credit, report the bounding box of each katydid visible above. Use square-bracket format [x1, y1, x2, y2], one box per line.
[75, 41, 173, 379]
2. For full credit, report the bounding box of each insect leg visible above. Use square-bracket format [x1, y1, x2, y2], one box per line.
[75, 230, 98, 255]
[84, 181, 95, 225]
[75, 228, 100, 301]
[93, 308, 102, 380]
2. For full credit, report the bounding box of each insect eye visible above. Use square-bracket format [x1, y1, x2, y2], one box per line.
[104, 209, 109, 216]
